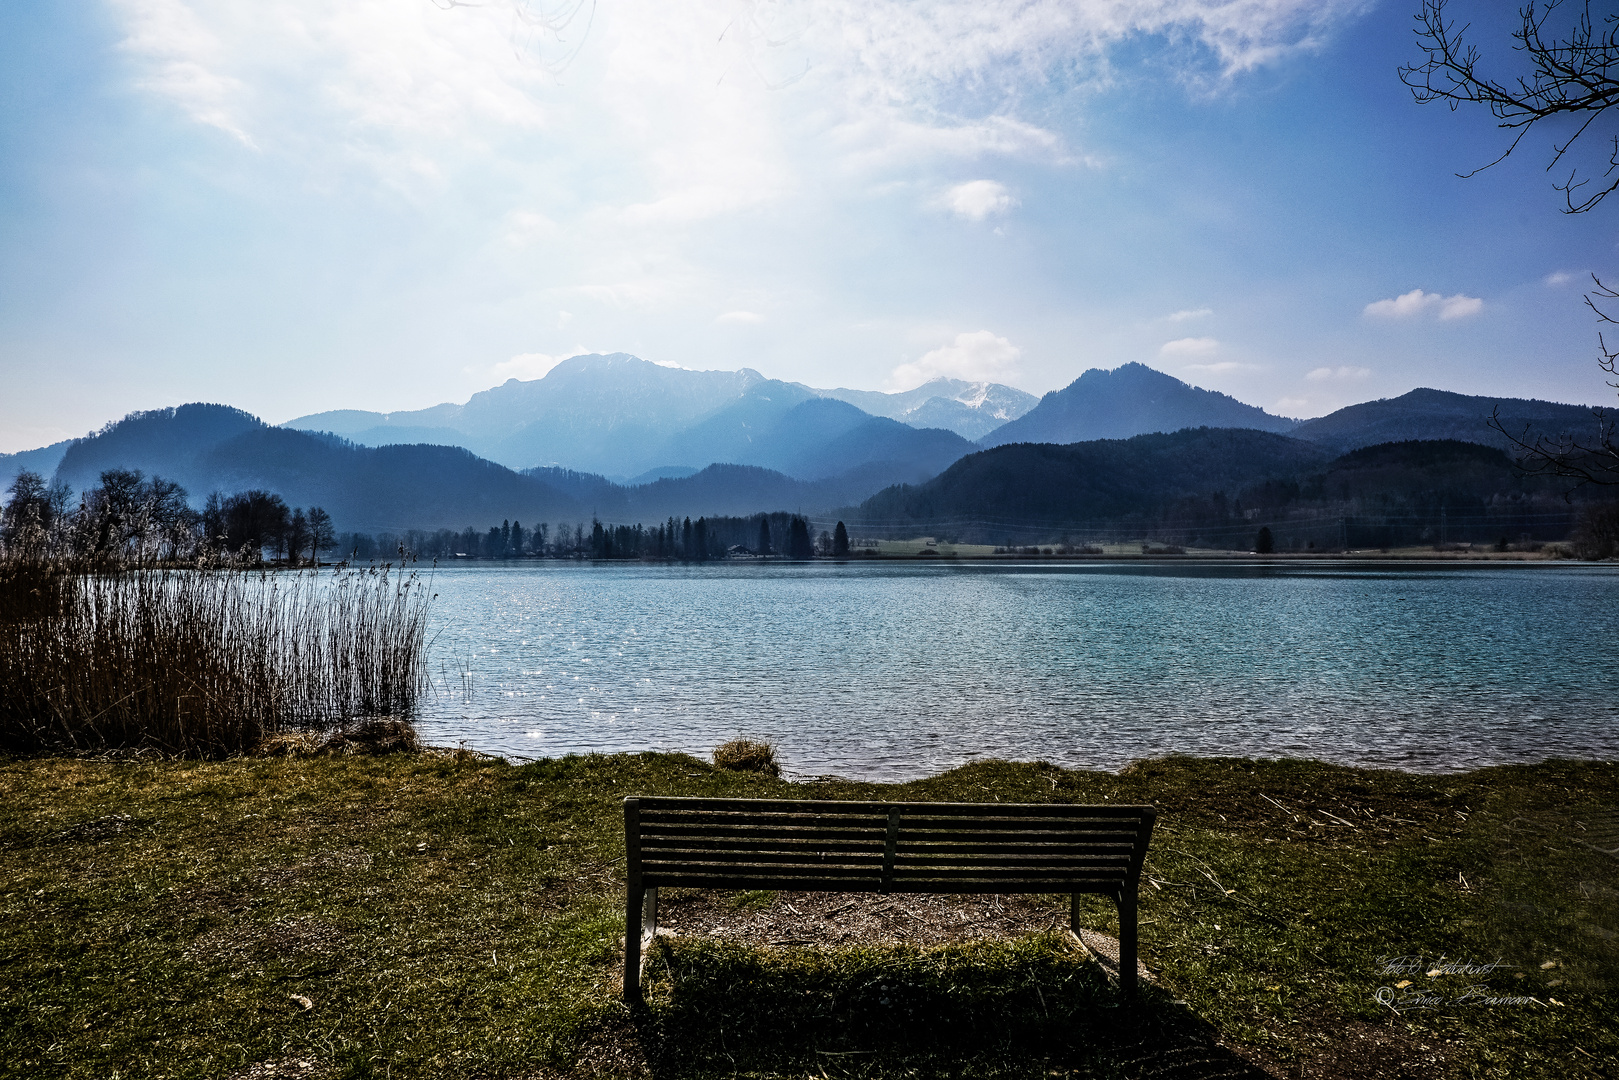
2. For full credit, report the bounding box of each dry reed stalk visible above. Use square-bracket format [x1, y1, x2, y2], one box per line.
[0, 560, 431, 756]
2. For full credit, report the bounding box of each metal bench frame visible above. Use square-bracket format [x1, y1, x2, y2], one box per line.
[623, 796, 1156, 1002]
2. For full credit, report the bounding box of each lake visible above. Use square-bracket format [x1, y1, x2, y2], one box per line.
[412, 560, 1619, 780]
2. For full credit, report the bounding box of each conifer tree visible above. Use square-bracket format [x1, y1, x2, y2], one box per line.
[832, 520, 850, 557]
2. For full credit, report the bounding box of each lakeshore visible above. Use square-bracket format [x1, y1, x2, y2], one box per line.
[2, 749, 1614, 1079]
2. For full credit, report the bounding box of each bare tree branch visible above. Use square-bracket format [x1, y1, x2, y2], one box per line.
[1491, 273, 1619, 486]
[1401, 0, 1619, 212]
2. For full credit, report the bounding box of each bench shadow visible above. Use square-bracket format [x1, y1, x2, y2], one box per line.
[622, 934, 1274, 1079]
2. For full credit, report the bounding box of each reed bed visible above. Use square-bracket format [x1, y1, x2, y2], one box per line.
[0, 560, 430, 756]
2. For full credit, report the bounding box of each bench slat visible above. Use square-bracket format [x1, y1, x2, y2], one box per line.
[900, 835, 1139, 848]
[896, 818, 1147, 833]
[636, 798, 1151, 818]
[644, 863, 883, 881]
[895, 841, 1137, 855]
[643, 852, 884, 868]
[641, 830, 886, 842]
[895, 854, 1130, 868]
[642, 837, 886, 854]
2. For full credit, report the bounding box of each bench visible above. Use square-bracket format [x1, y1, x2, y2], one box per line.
[622, 796, 1156, 1002]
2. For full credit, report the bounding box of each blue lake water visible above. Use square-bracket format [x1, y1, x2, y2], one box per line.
[412, 560, 1619, 780]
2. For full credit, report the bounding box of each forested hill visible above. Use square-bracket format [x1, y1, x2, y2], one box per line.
[859, 429, 1327, 532]
[847, 430, 1591, 546]
[53, 405, 589, 533]
[1289, 387, 1600, 453]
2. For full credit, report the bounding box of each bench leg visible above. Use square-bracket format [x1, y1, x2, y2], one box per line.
[624, 885, 658, 1005]
[1115, 890, 1139, 997]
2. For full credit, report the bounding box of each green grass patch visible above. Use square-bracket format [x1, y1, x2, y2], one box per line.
[0, 752, 1614, 1078]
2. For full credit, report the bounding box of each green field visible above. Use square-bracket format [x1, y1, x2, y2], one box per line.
[1, 751, 1614, 1078]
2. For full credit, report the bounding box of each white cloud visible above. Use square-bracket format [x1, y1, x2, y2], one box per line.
[1544, 271, 1573, 287]
[1307, 365, 1371, 380]
[108, 0, 1368, 207]
[715, 310, 765, 324]
[1363, 288, 1484, 321]
[1159, 336, 1219, 357]
[502, 211, 559, 248]
[1167, 307, 1213, 322]
[491, 352, 562, 381]
[1274, 396, 1310, 413]
[1437, 295, 1484, 320]
[1181, 360, 1256, 374]
[887, 330, 1020, 390]
[938, 180, 1018, 220]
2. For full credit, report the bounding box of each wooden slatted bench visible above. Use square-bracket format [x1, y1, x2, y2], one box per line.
[622, 796, 1156, 1002]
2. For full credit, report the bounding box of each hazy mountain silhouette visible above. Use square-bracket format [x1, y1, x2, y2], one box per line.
[52, 405, 587, 533]
[0, 439, 74, 495]
[42, 402, 928, 536]
[980, 363, 1298, 447]
[654, 395, 975, 481]
[1289, 388, 1601, 454]
[818, 378, 1039, 440]
[290, 353, 770, 475]
[527, 463, 905, 521]
[288, 354, 1023, 474]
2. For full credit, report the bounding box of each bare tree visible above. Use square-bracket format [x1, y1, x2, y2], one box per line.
[307, 507, 334, 566]
[286, 509, 311, 567]
[1401, 0, 1619, 213]
[1490, 275, 1619, 486]
[1404, 2, 1619, 482]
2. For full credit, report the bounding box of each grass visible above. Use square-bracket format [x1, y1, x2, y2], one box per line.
[0, 752, 1614, 1078]
[0, 561, 431, 756]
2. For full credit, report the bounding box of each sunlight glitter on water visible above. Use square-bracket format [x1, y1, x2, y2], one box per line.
[412, 560, 1619, 781]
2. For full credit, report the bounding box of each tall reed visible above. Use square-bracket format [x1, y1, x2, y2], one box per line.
[0, 560, 431, 756]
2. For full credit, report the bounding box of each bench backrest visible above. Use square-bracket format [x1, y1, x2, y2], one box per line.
[624, 797, 1156, 894]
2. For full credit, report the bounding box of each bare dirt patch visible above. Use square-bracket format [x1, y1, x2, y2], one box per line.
[653, 888, 1079, 949]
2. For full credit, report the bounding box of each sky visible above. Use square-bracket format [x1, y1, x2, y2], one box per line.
[1, 0, 1615, 453]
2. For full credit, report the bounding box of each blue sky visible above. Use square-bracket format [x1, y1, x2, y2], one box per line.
[1, 0, 1614, 452]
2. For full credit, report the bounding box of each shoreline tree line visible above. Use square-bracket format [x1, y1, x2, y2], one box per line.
[2, 468, 859, 564]
[2, 468, 333, 565]
[343, 512, 854, 562]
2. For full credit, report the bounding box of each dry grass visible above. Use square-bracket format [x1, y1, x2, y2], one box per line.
[712, 738, 779, 776]
[0, 559, 430, 756]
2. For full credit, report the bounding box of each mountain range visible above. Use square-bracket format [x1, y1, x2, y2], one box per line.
[3, 355, 1610, 540]
[286, 354, 1031, 476]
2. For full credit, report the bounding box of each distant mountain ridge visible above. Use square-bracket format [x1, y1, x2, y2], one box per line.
[40, 404, 946, 535]
[817, 378, 1038, 441]
[980, 363, 1298, 447]
[287, 354, 1031, 473]
[0, 439, 73, 495]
